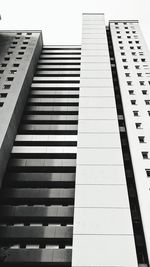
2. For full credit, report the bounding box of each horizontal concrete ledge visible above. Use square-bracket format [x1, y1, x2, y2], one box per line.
[109, 20, 139, 23]
[83, 13, 104, 15]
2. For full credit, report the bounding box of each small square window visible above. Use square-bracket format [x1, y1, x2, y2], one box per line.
[138, 136, 145, 143]
[127, 81, 133, 86]
[121, 52, 125, 56]
[141, 58, 146, 62]
[125, 73, 130, 77]
[4, 57, 10, 61]
[130, 46, 134, 50]
[146, 169, 150, 177]
[135, 41, 140, 44]
[122, 58, 127, 62]
[124, 65, 129, 69]
[132, 52, 136, 56]
[142, 90, 147, 95]
[137, 73, 142, 77]
[137, 46, 142, 49]
[13, 63, 20, 67]
[7, 77, 14, 81]
[142, 152, 148, 159]
[147, 111, 150, 116]
[135, 65, 140, 69]
[25, 37, 30, 40]
[145, 100, 150, 105]
[10, 70, 17, 74]
[21, 46, 26, 50]
[1, 63, 7, 67]
[133, 111, 139, 116]
[139, 81, 145, 86]
[128, 41, 132, 44]
[18, 52, 24, 55]
[0, 102, 4, 107]
[0, 93, 7, 98]
[120, 46, 124, 50]
[131, 100, 136, 105]
[3, 84, 11, 89]
[135, 123, 142, 129]
[17, 32, 22, 35]
[129, 90, 134, 95]
[23, 42, 28, 45]
[27, 32, 32, 35]
[0, 70, 4, 74]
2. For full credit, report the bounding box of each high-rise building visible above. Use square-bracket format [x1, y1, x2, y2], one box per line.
[0, 13, 150, 267]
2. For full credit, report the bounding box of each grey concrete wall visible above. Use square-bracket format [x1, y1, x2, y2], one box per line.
[0, 31, 43, 186]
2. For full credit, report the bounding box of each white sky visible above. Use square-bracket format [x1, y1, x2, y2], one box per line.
[1, 0, 150, 48]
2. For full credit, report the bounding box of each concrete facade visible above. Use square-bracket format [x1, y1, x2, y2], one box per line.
[0, 31, 42, 186]
[72, 14, 138, 267]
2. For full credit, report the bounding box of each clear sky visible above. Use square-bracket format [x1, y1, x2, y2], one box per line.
[1, 0, 150, 48]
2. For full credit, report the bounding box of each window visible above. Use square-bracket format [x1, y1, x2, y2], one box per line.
[120, 46, 124, 50]
[127, 81, 133, 86]
[139, 81, 145, 86]
[142, 152, 148, 159]
[137, 46, 142, 49]
[125, 73, 130, 77]
[148, 111, 150, 116]
[17, 32, 22, 35]
[21, 46, 26, 50]
[18, 52, 24, 55]
[135, 65, 140, 69]
[0, 70, 4, 74]
[3, 84, 11, 89]
[121, 52, 125, 56]
[133, 111, 139, 116]
[132, 52, 136, 56]
[13, 64, 20, 68]
[130, 46, 134, 50]
[129, 90, 134, 95]
[7, 77, 14, 81]
[135, 41, 140, 44]
[0, 93, 7, 98]
[131, 100, 136, 105]
[133, 58, 138, 62]
[138, 136, 145, 143]
[145, 100, 150, 105]
[146, 169, 150, 177]
[4, 57, 10, 61]
[141, 58, 146, 62]
[27, 32, 32, 35]
[137, 73, 142, 77]
[124, 65, 129, 69]
[1, 63, 7, 67]
[135, 123, 142, 129]
[142, 90, 147, 95]
[0, 102, 4, 107]
[122, 58, 127, 62]
[10, 70, 17, 74]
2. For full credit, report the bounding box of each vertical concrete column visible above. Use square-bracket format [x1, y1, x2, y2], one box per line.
[72, 14, 138, 267]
